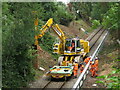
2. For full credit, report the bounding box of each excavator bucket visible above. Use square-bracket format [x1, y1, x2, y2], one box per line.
[42, 18, 53, 29]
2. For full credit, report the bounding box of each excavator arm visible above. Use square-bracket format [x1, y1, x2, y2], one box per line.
[34, 18, 66, 46]
[51, 24, 66, 43]
[38, 18, 53, 38]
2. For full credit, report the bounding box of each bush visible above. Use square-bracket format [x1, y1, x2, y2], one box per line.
[96, 65, 120, 88]
[102, 3, 119, 30]
[91, 19, 100, 29]
[2, 3, 36, 87]
[2, 2, 72, 87]
[39, 32, 59, 59]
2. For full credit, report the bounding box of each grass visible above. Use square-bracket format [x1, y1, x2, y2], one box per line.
[97, 31, 119, 88]
[34, 69, 44, 80]
[75, 19, 92, 33]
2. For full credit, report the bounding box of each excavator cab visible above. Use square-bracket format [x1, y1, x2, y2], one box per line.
[34, 17, 89, 56]
[65, 38, 81, 53]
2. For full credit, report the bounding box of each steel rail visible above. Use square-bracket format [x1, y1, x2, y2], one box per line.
[83, 28, 105, 57]
[89, 29, 105, 50]
[72, 31, 108, 90]
[86, 26, 103, 41]
[42, 79, 66, 89]
[58, 81, 66, 90]
[42, 81, 51, 90]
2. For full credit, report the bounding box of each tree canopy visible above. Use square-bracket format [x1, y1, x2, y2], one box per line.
[2, 2, 74, 87]
[71, 2, 119, 30]
[2, 2, 119, 88]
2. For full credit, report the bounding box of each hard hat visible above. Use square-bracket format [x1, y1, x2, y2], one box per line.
[90, 61, 92, 64]
[92, 61, 94, 64]
[90, 61, 94, 64]
[95, 57, 98, 60]
[74, 60, 78, 63]
[82, 65, 84, 67]
[89, 56, 92, 58]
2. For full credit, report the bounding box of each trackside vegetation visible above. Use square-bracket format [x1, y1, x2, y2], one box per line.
[2, 2, 119, 88]
[2, 2, 74, 87]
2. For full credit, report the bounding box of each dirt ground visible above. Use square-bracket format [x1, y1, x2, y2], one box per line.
[51, 20, 90, 40]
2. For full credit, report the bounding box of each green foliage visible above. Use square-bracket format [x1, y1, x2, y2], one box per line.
[91, 3, 109, 21]
[96, 75, 108, 79]
[91, 19, 100, 29]
[2, 2, 37, 87]
[37, 2, 74, 26]
[95, 81, 104, 84]
[39, 32, 59, 59]
[102, 3, 119, 30]
[52, 3, 74, 26]
[2, 2, 70, 87]
[96, 67, 120, 88]
[71, 2, 119, 30]
[71, 2, 92, 21]
[96, 59, 120, 89]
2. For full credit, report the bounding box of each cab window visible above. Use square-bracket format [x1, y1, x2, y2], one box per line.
[76, 40, 80, 47]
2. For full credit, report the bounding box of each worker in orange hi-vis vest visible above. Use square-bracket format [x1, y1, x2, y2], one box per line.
[84, 56, 91, 64]
[94, 57, 99, 72]
[90, 61, 98, 77]
[73, 60, 78, 78]
[80, 63, 84, 73]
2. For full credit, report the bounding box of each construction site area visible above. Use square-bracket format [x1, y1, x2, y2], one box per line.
[2, 1, 119, 89]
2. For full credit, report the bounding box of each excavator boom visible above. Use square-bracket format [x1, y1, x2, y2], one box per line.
[38, 18, 53, 38]
[34, 18, 66, 46]
[34, 17, 90, 79]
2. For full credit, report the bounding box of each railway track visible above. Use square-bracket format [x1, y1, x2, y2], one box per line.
[89, 29, 105, 49]
[42, 79, 66, 90]
[41, 27, 107, 89]
[72, 29, 108, 89]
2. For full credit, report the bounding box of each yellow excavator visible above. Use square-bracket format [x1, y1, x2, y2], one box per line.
[34, 18, 89, 78]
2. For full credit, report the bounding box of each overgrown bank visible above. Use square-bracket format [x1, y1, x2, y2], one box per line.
[2, 2, 119, 88]
[96, 29, 119, 88]
[2, 2, 74, 88]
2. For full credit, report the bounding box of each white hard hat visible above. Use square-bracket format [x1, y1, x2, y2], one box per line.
[95, 57, 98, 60]
[92, 61, 94, 64]
[74, 60, 78, 63]
[89, 56, 92, 58]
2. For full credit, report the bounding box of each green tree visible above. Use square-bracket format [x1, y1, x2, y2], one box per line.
[2, 2, 36, 87]
[2, 2, 74, 87]
[102, 3, 119, 30]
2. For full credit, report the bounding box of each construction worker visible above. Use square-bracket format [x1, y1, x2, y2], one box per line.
[90, 61, 98, 77]
[73, 60, 78, 78]
[94, 57, 99, 72]
[69, 42, 75, 51]
[80, 63, 84, 73]
[84, 56, 91, 64]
